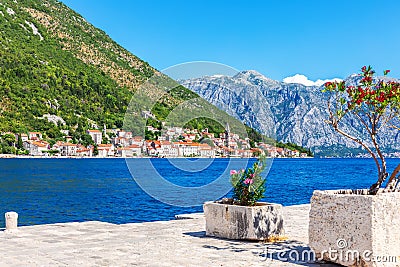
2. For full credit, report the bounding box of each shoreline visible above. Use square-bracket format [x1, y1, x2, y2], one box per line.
[0, 154, 314, 159]
[0, 203, 310, 229]
[2, 155, 399, 159]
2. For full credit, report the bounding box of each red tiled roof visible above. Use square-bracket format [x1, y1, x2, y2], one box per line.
[32, 141, 47, 148]
[98, 144, 112, 148]
[128, 144, 141, 149]
[160, 141, 172, 145]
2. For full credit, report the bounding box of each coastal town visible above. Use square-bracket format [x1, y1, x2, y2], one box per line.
[0, 124, 310, 158]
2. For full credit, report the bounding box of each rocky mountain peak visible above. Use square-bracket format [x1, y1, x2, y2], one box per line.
[181, 71, 400, 157]
[232, 70, 279, 86]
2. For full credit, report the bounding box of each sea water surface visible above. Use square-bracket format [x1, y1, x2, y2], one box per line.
[0, 158, 398, 226]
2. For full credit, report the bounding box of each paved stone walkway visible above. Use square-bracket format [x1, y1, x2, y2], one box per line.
[0, 204, 338, 266]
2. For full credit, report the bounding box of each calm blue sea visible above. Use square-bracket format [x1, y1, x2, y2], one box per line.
[0, 158, 398, 226]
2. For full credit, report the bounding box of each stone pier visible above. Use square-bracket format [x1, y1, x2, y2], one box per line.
[0, 205, 339, 266]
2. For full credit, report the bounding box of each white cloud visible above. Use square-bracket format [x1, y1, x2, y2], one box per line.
[314, 78, 343, 87]
[283, 74, 342, 87]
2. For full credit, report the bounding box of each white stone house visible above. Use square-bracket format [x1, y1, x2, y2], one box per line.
[237, 149, 253, 158]
[60, 142, 78, 156]
[146, 126, 158, 133]
[23, 141, 49, 156]
[128, 144, 142, 156]
[113, 137, 129, 147]
[201, 131, 215, 139]
[141, 110, 156, 119]
[76, 145, 93, 157]
[267, 148, 278, 157]
[180, 142, 199, 157]
[17, 133, 29, 142]
[130, 137, 144, 147]
[117, 130, 133, 139]
[157, 141, 178, 157]
[199, 144, 215, 158]
[117, 144, 142, 157]
[182, 133, 197, 141]
[117, 147, 133, 157]
[276, 148, 285, 157]
[87, 130, 102, 145]
[97, 144, 115, 157]
[288, 150, 300, 157]
[29, 132, 42, 141]
[157, 135, 167, 141]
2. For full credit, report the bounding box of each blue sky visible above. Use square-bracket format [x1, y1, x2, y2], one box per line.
[60, 0, 400, 82]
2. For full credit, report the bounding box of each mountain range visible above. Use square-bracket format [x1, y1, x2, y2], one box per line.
[181, 70, 400, 157]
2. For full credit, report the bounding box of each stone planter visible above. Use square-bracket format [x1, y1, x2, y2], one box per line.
[203, 199, 285, 241]
[309, 189, 400, 267]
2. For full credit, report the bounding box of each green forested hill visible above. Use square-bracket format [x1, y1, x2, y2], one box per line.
[0, 0, 260, 142]
[0, 0, 153, 138]
[0, 1, 232, 134]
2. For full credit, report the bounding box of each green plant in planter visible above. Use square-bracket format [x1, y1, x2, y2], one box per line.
[230, 156, 267, 206]
[323, 66, 400, 194]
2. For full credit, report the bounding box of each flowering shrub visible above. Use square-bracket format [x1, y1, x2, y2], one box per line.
[230, 156, 267, 206]
[323, 66, 400, 194]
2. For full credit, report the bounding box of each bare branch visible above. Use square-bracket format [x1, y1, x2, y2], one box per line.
[377, 105, 400, 131]
[387, 164, 400, 190]
[389, 125, 400, 131]
[352, 111, 374, 137]
[332, 125, 381, 175]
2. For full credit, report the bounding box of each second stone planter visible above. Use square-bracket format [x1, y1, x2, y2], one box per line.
[203, 199, 285, 241]
[309, 189, 400, 267]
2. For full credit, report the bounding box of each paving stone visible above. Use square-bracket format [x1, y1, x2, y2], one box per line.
[0, 204, 339, 266]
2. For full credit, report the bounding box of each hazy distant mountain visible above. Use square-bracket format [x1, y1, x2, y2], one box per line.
[181, 70, 400, 156]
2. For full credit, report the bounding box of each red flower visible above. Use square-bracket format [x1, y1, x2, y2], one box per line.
[361, 76, 373, 83]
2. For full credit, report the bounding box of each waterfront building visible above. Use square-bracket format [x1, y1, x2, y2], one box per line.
[59, 142, 78, 157]
[23, 140, 49, 156]
[199, 143, 215, 158]
[76, 145, 93, 157]
[28, 132, 42, 141]
[87, 130, 102, 145]
[97, 144, 115, 157]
